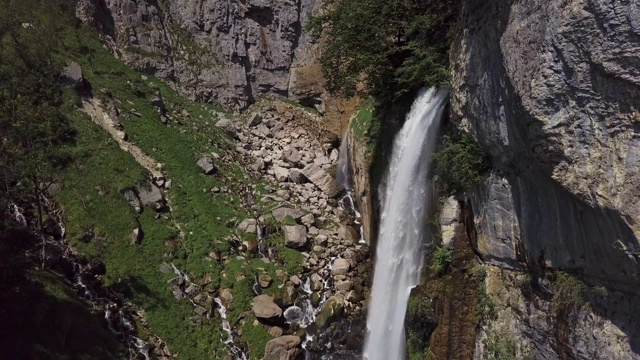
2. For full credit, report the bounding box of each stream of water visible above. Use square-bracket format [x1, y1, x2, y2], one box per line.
[363, 87, 448, 360]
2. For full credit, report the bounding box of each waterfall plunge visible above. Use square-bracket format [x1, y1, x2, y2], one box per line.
[363, 87, 448, 360]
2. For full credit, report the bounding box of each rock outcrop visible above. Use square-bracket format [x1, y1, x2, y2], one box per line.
[76, 0, 324, 111]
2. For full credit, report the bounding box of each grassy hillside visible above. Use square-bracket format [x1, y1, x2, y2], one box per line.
[1, 1, 303, 359]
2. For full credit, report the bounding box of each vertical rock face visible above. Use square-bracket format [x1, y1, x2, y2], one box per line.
[453, 0, 640, 292]
[78, 0, 323, 110]
[452, 0, 640, 358]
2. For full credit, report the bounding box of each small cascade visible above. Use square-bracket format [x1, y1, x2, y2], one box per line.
[12, 204, 27, 228]
[335, 131, 352, 189]
[335, 131, 365, 244]
[282, 261, 334, 357]
[363, 87, 448, 360]
[214, 298, 249, 360]
[69, 260, 154, 359]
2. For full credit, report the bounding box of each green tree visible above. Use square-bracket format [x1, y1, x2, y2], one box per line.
[433, 135, 487, 194]
[0, 0, 76, 267]
[307, 0, 459, 100]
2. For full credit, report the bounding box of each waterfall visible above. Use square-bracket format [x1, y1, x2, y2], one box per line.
[336, 131, 352, 190]
[363, 87, 448, 360]
[336, 130, 365, 244]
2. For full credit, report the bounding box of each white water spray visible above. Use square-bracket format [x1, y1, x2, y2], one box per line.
[363, 87, 448, 360]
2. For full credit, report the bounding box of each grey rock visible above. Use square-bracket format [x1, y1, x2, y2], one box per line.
[215, 118, 238, 139]
[272, 166, 290, 182]
[331, 258, 350, 276]
[283, 225, 308, 248]
[335, 279, 352, 292]
[272, 208, 304, 222]
[453, 0, 640, 295]
[237, 218, 257, 234]
[197, 156, 217, 175]
[302, 164, 343, 198]
[131, 226, 142, 245]
[60, 61, 91, 93]
[338, 225, 358, 246]
[136, 183, 165, 211]
[282, 147, 302, 164]
[301, 213, 315, 226]
[256, 123, 271, 137]
[264, 335, 301, 360]
[289, 169, 308, 184]
[78, 0, 323, 111]
[252, 295, 282, 320]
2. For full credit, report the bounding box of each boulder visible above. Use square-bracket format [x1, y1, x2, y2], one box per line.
[288, 169, 307, 184]
[264, 336, 301, 360]
[272, 208, 304, 222]
[215, 118, 238, 139]
[302, 164, 343, 198]
[332, 258, 350, 276]
[338, 225, 359, 245]
[60, 61, 91, 94]
[335, 279, 353, 292]
[237, 218, 258, 233]
[301, 213, 315, 226]
[269, 326, 284, 338]
[252, 295, 283, 320]
[219, 288, 233, 308]
[310, 273, 324, 291]
[197, 156, 217, 175]
[251, 158, 266, 172]
[256, 123, 271, 137]
[283, 225, 308, 248]
[259, 274, 273, 288]
[131, 226, 143, 245]
[136, 183, 165, 211]
[314, 294, 345, 329]
[282, 147, 302, 164]
[247, 113, 262, 127]
[272, 166, 290, 182]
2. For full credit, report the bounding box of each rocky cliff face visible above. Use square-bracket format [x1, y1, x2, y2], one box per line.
[451, 0, 640, 358]
[452, 0, 640, 292]
[76, 0, 324, 111]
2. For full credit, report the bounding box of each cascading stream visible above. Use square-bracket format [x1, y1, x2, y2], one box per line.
[363, 87, 448, 360]
[336, 130, 365, 244]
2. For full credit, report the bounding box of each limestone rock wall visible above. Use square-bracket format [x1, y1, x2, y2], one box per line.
[451, 0, 640, 358]
[77, 0, 324, 111]
[452, 0, 640, 292]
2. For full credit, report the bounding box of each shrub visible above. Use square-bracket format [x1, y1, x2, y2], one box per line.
[551, 271, 587, 314]
[433, 134, 487, 194]
[483, 332, 518, 360]
[430, 246, 452, 274]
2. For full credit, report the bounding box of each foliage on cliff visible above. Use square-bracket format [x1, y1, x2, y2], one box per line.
[433, 134, 487, 194]
[307, 0, 459, 100]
